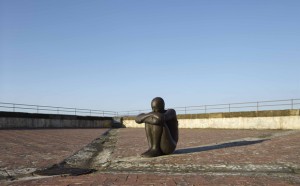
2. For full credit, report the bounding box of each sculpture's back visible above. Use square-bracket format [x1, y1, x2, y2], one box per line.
[165, 109, 179, 143]
[160, 109, 178, 155]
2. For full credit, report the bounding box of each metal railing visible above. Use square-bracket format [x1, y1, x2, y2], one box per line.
[117, 99, 300, 117]
[1, 99, 299, 117]
[0, 102, 117, 117]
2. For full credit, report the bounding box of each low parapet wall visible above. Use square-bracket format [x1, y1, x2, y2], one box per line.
[0, 112, 114, 129]
[122, 109, 300, 129]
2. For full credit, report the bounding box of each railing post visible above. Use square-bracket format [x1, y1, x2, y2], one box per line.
[257, 102, 259, 112]
[228, 104, 231, 112]
[37, 106, 39, 113]
[75, 108, 77, 115]
[90, 109, 92, 116]
[103, 111, 104, 117]
[204, 105, 207, 113]
[57, 107, 59, 114]
[13, 104, 15, 112]
[185, 107, 186, 115]
[291, 99, 294, 110]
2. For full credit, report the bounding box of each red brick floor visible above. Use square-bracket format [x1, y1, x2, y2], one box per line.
[8, 172, 299, 186]
[2, 128, 300, 185]
[0, 129, 108, 171]
[112, 128, 300, 165]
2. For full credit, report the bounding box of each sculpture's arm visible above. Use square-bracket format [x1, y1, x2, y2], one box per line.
[135, 112, 164, 125]
[135, 113, 153, 123]
[164, 109, 177, 121]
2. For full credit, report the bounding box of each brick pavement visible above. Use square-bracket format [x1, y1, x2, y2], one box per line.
[1, 128, 300, 185]
[7, 172, 299, 186]
[0, 129, 108, 179]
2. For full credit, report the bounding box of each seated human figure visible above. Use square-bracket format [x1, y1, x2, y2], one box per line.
[135, 97, 178, 157]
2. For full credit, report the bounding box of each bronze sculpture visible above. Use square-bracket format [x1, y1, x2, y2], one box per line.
[135, 97, 179, 157]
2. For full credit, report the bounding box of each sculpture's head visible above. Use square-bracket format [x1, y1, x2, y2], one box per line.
[151, 97, 165, 112]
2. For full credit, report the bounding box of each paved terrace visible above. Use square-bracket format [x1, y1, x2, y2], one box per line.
[0, 128, 300, 185]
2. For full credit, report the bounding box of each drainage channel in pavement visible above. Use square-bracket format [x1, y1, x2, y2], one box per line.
[33, 129, 118, 177]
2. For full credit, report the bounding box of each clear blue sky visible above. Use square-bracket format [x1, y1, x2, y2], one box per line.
[1, 0, 299, 111]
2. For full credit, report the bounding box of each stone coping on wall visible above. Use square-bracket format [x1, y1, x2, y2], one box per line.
[123, 109, 300, 120]
[0, 111, 112, 120]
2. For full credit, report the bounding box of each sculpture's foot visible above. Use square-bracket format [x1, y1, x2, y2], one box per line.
[141, 149, 151, 156]
[141, 149, 163, 158]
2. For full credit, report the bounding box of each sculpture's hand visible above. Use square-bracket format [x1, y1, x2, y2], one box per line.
[135, 113, 146, 123]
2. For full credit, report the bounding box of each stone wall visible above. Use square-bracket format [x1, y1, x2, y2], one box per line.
[0, 112, 114, 129]
[122, 109, 300, 129]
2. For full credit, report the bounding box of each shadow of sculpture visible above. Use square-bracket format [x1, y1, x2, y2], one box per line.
[174, 139, 268, 155]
